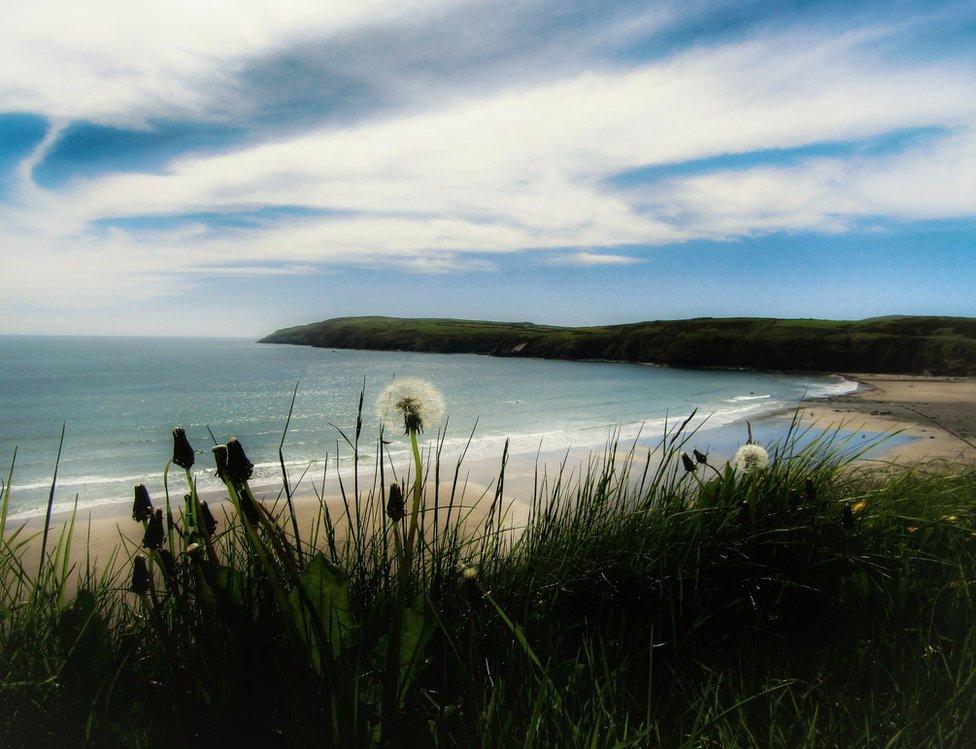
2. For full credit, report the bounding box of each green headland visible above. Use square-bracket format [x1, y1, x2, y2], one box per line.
[261, 315, 976, 375]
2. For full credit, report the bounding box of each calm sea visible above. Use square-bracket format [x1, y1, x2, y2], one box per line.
[0, 336, 856, 518]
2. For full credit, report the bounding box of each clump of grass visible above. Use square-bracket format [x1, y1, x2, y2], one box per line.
[1, 390, 975, 748]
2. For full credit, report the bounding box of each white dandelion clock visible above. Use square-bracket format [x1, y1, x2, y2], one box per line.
[733, 443, 769, 473]
[376, 378, 445, 435]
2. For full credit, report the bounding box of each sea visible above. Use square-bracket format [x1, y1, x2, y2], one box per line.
[0, 335, 862, 519]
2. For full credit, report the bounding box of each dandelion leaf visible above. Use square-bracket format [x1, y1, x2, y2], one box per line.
[398, 595, 435, 704]
[57, 589, 110, 670]
[288, 553, 357, 672]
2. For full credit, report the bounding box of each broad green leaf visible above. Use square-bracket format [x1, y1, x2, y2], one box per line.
[398, 595, 435, 704]
[287, 553, 357, 673]
[57, 589, 110, 661]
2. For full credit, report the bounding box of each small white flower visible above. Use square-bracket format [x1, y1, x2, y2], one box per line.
[376, 378, 445, 434]
[733, 444, 769, 473]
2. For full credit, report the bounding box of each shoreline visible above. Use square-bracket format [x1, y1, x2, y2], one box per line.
[7, 373, 973, 571]
[771, 374, 976, 464]
[4, 371, 854, 526]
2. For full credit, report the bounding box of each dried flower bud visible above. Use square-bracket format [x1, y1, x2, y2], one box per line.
[225, 437, 254, 485]
[386, 483, 405, 522]
[132, 484, 153, 522]
[143, 508, 165, 549]
[842, 503, 855, 532]
[172, 427, 195, 470]
[200, 501, 218, 537]
[157, 548, 177, 579]
[681, 452, 696, 473]
[212, 444, 229, 482]
[131, 554, 151, 595]
[693, 449, 708, 465]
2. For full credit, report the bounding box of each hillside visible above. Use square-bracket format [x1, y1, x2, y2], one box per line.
[259, 315, 976, 375]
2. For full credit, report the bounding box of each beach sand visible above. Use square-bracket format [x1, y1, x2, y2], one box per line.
[788, 375, 976, 464]
[10, 374, 976, 585]
[9, 476, 532, 585]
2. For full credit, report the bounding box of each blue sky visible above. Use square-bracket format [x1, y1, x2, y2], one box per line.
[0, 0, 974, 336]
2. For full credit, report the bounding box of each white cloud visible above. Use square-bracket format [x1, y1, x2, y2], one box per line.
[644, 130, 976, 237]
[550, 252, 641, 266]
[1, 9, 976, 316]
[0, 0, 459, 124]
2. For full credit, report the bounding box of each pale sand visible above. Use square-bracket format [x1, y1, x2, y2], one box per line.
[789, 375, 976, 464]
[12, 374, 976, 582]
[9, 478, 532, 583]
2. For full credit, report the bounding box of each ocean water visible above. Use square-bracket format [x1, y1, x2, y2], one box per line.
[0, 335, 857, 518]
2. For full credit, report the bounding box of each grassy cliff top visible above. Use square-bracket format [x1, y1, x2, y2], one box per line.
[260, 315, 976, 375]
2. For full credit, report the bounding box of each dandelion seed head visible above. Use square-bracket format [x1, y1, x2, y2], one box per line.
[733, 443, 769, 473]
[376, 378, 444, 434]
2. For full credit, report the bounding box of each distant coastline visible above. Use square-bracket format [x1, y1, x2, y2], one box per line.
[260, 315, 976, 376]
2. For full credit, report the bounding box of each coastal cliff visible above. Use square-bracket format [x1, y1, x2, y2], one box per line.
[260, 315, 976, 376]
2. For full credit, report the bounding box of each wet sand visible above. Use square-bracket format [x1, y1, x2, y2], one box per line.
[788, 375, 976, 464]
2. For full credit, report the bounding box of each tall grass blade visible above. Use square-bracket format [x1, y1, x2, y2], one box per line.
[38, 422, 66, 578]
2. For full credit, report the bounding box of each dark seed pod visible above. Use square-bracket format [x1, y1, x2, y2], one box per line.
[737, 500, 750, 525]
[693, 449, 708, 465]
[842, 503, 855, 531]
[225, 437, 254, 485]
[212, 444, 229, 482]
[143, 508, 165, 549]
[788, 490, 800, 512]
[131, 554, 151, 595]
[386, 483, 405, 522]
[200, 501, 218, 537]
[157, 548, 177, 579]
[132, 484, 153, 522]
[681, 452, 696, 473]
[172, 427, 195, 470]
[404, 410, 423, 435]
[804, 478, 817, 504]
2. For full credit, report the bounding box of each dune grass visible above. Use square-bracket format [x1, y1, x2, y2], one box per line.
[2, 403, 976, 748]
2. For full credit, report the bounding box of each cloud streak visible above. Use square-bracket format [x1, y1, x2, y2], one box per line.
[0, 1, 975, 325]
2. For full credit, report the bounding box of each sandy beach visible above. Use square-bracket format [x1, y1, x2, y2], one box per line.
[789, 374, 976, 464]
[9, 475, 532, 584]
[10, 373, 976, 582]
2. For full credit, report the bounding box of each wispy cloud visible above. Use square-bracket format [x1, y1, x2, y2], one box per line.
[0, 1, 974, 330]
[0, 0, 460, 125]
[550, 252, 641, 267]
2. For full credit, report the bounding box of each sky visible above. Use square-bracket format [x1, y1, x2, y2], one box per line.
[1, 0, 974, 337]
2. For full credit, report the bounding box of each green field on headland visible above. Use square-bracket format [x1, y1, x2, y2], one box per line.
[261, 315, 976, 375]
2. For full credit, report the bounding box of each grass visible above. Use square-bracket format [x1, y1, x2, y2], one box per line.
[2, 399, 976, 748]
[259, 315, 976, 375]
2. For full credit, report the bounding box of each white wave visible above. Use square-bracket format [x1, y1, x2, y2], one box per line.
[800, 376, 860, 399]
[5, 380, 837, 520]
